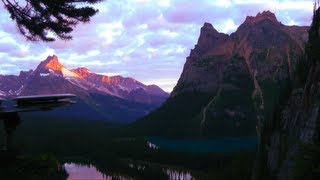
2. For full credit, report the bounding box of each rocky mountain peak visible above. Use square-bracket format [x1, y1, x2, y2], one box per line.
[199, 22, 221, 40]
[34, 55, 80, 78]
[44, 55, 64, 71]
[190, 22, 228, 58]
[19, 69, 33, 78]
[35, 55, 64, 74]
[71, 67, 91, 78]
[244, 10, 279, 25]
[75, 67, 90, 73]
[201, 22, 217, 32]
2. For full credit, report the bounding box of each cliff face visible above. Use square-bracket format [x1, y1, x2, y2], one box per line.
[134, 11, 308, 138]
[172, 11, 307, 97]
[171, 22, 230, 96]
[252, 8, 320, 180]
[180, 11, 307, 137]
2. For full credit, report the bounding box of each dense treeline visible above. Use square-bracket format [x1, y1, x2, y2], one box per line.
[0, 114, 256, 179]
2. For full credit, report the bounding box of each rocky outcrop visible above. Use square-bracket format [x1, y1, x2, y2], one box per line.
[135, 11, 308, 138]
[172, 22, 231, 96]
[252, 8, 320, 180]
[252, 64, 320, 180]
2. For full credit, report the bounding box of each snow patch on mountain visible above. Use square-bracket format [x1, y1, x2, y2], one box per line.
[61, 67, 80, 78]
[117, 84, 129, 91]
[9, 90, 14, 95]
[40, 73, 50, 77]
[15, 85, 24, 95]
[0, 90, 6, 96]
[66, 78, 89, 90]
[95, 86, 119, 97]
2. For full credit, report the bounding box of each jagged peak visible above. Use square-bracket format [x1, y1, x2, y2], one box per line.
[71, 67, 92, 78]
[244, 10, 279, 25]
[201, 22, 218, 33]
[40, 55, 64, 71]
[44, 55, 59, 63]
[258, 10, 276, 17]
[72, 67, 91, 73]
[34, 55, 80, 78]
[191, 22, 228, 57]
[202, 22, 214, 29]
[19, 69, 33, 75]
[77, 67, 90, 71]
[19, 69, 33, 79]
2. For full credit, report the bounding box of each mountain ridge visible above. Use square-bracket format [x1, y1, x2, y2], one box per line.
[1, 55, 168, 101]
[0, 55, 169, 123]
[132, 10, 309, 138]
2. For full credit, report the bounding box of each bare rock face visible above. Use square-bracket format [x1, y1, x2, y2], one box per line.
[172, 22, 231, 96]
[198, 11, 308, 138]
[35, 55, 65, 75]
[172, 11, 308, 97]
[192, 22, 229, 58]
[71, 66, 169, 104]
[252, 8, 320, 180]
[71, 67, 91, 78]
[243, 11, 279, 26]
[137, 11, 309, 138]
[252, 67, 320, 180]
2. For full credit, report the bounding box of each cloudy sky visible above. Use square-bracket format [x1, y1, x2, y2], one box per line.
[0, 0, 314, 92]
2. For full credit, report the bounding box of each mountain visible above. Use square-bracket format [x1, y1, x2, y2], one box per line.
[0, 55, 169, 123]
[132, 11, 309, 138]
[252, 8, 320, 180]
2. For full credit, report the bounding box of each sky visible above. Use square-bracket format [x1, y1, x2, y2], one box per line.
[0, 0, 315, 92]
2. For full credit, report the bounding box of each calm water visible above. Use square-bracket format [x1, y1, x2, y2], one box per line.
[63, 137, 256, 179]
[64, 163, 194, 180]
[148, 137, 258, 153]
[64, 163, 128, 180]
[64, 163, 107, 180]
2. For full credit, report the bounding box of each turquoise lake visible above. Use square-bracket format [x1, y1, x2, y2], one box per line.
[148, 137, 258, 153]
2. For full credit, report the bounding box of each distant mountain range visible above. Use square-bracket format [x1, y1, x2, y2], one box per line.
[132, 11, 309, 138]
[0, 55, 169, 123]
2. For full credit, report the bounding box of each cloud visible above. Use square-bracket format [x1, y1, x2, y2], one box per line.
[0, 0, 314, 92]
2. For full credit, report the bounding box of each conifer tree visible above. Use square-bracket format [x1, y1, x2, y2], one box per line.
[307, 0, 320, 63]
[1, 0, 103, 41]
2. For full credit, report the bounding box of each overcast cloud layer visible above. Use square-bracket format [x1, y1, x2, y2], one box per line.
[0, 0, 314, 92]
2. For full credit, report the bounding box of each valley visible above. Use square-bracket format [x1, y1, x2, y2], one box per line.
[0, 5, 319, 180]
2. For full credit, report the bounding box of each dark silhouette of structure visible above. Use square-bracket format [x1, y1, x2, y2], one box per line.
[0, 94, 76, 151]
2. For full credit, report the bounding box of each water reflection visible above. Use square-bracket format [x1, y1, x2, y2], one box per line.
[165, 169, 194, 180]
[147, 141, 159, 150]
[128, 162, 194, 180]
[64, 163, 106, 180]
[64, 162, 194, 180]
[64, 163, 129, 180]
[128, 163, 145, 170]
